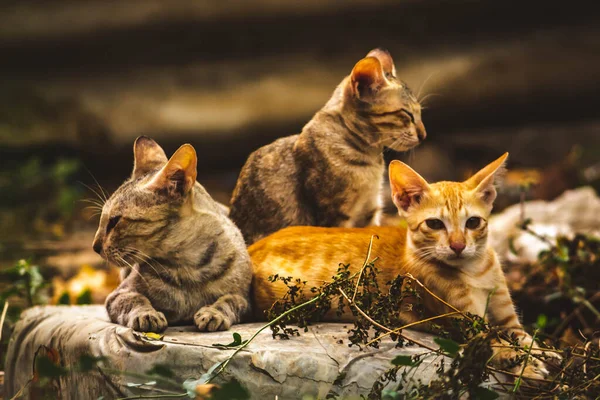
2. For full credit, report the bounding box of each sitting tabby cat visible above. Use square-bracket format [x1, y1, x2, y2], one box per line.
[93, 136, 252, 332]
[250, 153, 553, 379]
[230, 48, 426, 245]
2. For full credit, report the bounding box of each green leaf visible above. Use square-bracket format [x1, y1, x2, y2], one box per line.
[209, 380, 249, 400]
[472, 386, 499, 400]
[76, 288, 92, 305]
[382, 389, 402, 400]
[77, 354, 106, 372]
[391, 355, 418, 367]
[434, 337, 460, 357]
[184, 361, 224, 396]
[57, 291, 70, 305]
[36, 355, 67, 378]
[213, 332, 247, 348]
[146, 364, 175, 379]
[536, 314, 547, 330]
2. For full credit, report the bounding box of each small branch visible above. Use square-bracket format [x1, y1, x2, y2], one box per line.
[99, 367, 181, 390]
[0, 301, 9, 342]
[365, 311, 460, 347]
[512, 330, 538, 393]
[338, 288, 391, 333]
[9, 378, 32, 400]
[210, 292, 326, 382]
[116, 394, 187, 400]
[338, 287, 439, 353]
[404, 273, 473, 321]
[487, 366, 552, 384]
[352, 235, 378, 303]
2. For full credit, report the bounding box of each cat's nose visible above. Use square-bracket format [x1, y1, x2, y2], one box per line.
[449, 242, 466, 255]
[92, 238, 103, 255]
[416, 121, 427, 142]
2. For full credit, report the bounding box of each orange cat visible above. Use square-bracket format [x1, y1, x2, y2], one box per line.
[250, 153, 553, 379]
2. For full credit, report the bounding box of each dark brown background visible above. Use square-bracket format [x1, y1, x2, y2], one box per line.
[1, 0, 599, 246]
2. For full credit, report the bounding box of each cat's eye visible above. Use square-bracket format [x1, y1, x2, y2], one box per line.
[401, 109, 415, 123]
[466, 217, 482, 229]
[425, 219, 445, 230]
[107, 215, 122, 233]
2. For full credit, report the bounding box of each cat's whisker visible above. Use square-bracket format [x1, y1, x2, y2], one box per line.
[128, 251, 170, 278]
[78, 181, 107, 206]
[117, 255, 151, 287]
[416, 71, 438, 103]
[128, 253, 167, 285]
[80, 198, 105, 208]
[84, 167, 109, 203]
[123, 247, 171, 276]
[419, 93, 441, 107]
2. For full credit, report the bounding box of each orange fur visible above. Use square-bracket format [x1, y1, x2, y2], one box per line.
[250, 153, 555, 379]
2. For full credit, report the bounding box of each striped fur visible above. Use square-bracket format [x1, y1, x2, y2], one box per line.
[230, 48, 426, 245]
[93, 137, 252, 332]
[250, 154, 555, 380]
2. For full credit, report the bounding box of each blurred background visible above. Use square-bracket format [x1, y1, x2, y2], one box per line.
[0, 0, 599, 338]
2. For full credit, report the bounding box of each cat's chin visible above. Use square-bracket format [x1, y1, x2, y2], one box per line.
[435, 255, 475, 268]
[386, 139, 419, 152]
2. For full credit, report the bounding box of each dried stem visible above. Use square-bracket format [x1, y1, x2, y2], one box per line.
[352, 235, 378, 303]
[365, 311, 460, 347]
[338, 287, 439, 353]
[404, 273, 473, 321]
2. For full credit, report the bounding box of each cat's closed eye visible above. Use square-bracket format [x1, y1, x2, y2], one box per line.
[465, 217, 482, 229]
[425, 218, 445, 230]
[107, 215, 122, 233]
[401, 109, 415, 123]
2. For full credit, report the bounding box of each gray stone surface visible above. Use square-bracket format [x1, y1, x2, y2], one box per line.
[4, 305, 449, 400]
[489, 186, 600, 264]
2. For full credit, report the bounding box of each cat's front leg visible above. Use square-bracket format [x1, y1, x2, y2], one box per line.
[486, 282, 559, 380]
[106, 288, 168, 333]
[194, 294, 250, 332]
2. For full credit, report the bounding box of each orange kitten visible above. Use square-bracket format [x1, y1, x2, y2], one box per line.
[250, 153, 553, 379]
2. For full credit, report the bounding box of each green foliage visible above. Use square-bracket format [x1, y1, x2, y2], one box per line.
[75, 288, 92, 305]
[434, 337, 460, 357]
[209, 380, 250, 400]
[146, 364, 175, 379]
[213, 332, 247, 347]
[515, 221, 600, 340]
[267, 263, 417, 349]
[0, 259, 48, 308]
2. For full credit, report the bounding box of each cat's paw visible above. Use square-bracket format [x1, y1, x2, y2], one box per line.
[520, 358, 550, 381]
[194, 307, 232, 332]
[128, 309, 168, 333]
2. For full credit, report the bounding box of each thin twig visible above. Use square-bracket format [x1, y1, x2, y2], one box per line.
[9, 378, 32, 400]
[210, 292, 326, 382]
[513, 330, 538, 393]
[0, 301, 9, 342]
[404, 273, 473, 321]
[487, 366, 552, 384]
[365, 311, 460, 347]
[116, 394, 187, 400]
[338, 287, 440, 353]
[352, 235, 378, 303]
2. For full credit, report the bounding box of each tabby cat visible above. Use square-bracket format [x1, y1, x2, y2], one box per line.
[93, 136, 252, 332]
[230, 48, 426, 245]
[250, 153, 553, 379]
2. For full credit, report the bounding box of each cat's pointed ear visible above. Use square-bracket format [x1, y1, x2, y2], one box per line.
[389, 160, 429, 212]
[132, 136, 168, 178]
[145, 144, 197, 196]
[366, 48, 396, 76]
[464, 152, 509, 206]
[350, 56, 388, 100]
